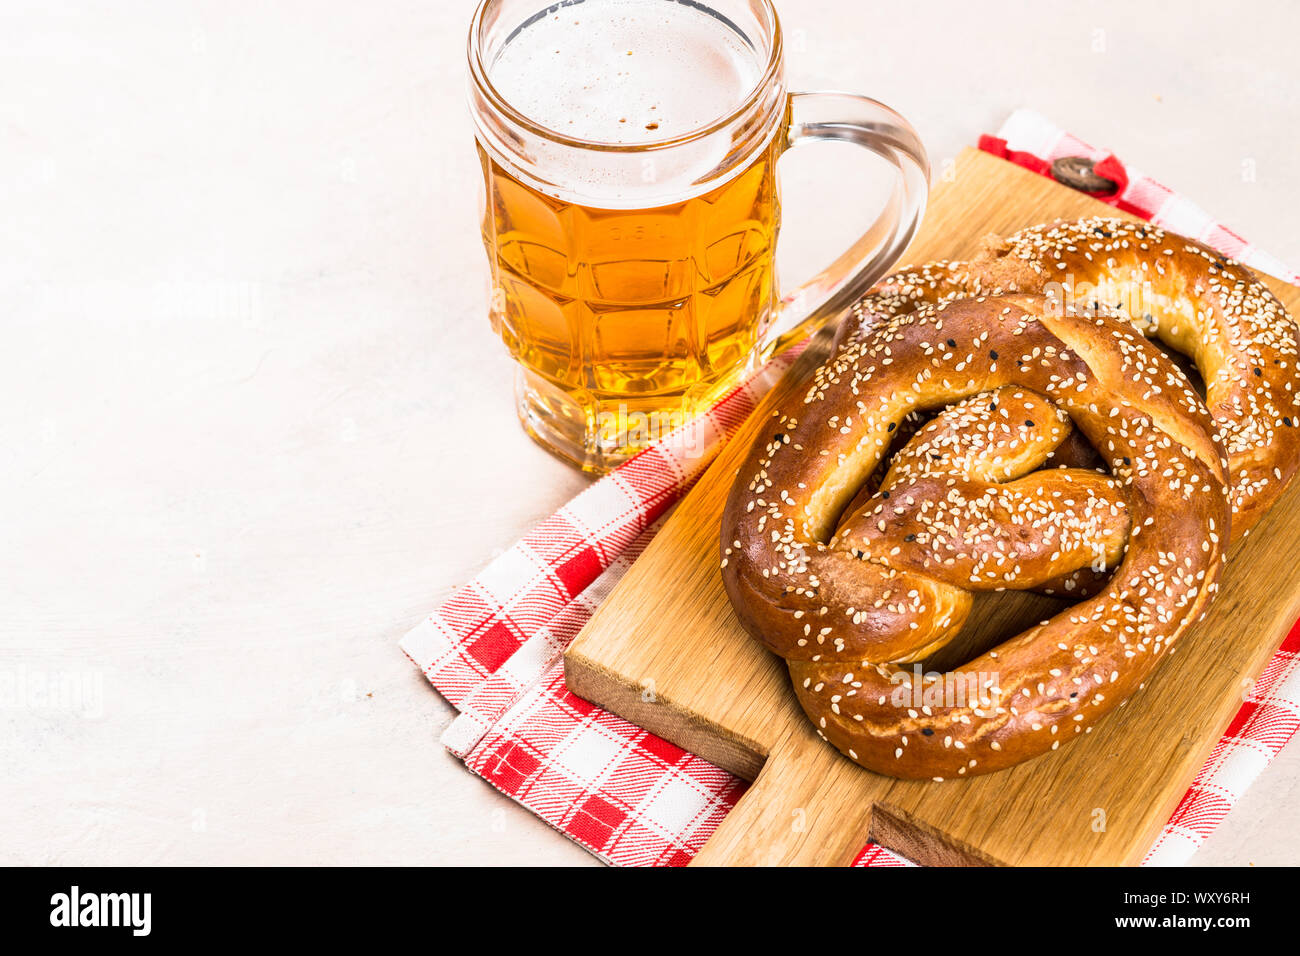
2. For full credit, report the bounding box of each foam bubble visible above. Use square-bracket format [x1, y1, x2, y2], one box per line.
[490, 0, 762, 144]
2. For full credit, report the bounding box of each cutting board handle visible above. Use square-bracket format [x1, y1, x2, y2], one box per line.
[690, 722, 879, 866]
[691, 721, 999, 866]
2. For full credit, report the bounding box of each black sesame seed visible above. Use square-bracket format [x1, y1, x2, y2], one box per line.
[881, 490, 890, 499]
[1122, 456, 1131, 466]
[904, 533, 916, 542]
[1025, 419, 1034, 427]
[1285, 417, 1294, 427]
[946, 338, 956, 348]
[989, 350, 999, 360]
[1253, 367, 1263, 377]
[887, 422, 896, 432]
[921, 728, 934, 736]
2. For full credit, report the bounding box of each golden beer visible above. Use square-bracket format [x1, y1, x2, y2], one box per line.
[480, 133, 782, 455]
[468, 0, 928, 471]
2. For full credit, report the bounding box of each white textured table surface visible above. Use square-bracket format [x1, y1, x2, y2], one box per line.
[2, 0, 1297, 866]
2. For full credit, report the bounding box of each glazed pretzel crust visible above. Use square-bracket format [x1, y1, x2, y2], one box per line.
[721, 293, 1232, 779]
[848, 217, 1300, 539]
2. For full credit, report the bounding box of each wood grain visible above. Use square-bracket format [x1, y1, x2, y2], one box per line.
[563, 147, 1300, 866]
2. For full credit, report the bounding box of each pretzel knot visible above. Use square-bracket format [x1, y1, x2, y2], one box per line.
[849, 217, 1300, 539]
[721, 294, 1232, 779]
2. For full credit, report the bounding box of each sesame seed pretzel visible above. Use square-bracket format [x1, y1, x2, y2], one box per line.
[846, 217, 1300, 539]
[720, 294, 1231, 778]
[833, 384, 1129, 612]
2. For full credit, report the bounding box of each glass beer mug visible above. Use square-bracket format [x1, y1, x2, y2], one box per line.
[469, 0, 928, 472]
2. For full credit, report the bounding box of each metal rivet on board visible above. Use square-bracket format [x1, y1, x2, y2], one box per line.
[1051, 156, 1119, 194]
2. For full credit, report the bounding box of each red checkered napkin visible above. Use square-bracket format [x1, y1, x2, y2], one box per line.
[980, 110, 1300, 287]
[404, 110, 1300, 867]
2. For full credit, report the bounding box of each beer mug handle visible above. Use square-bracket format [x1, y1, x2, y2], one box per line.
[763, 93, 930, 356]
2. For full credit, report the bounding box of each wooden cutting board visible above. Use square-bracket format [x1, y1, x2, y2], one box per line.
[563, 147, 1300, 866]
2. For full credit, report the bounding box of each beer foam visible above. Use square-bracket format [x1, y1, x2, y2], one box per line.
[489, 0, 762, 144]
